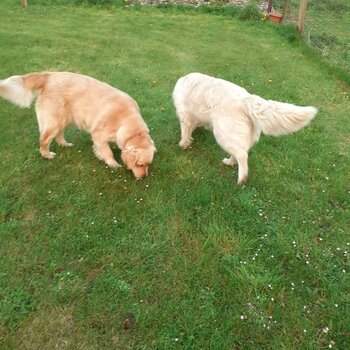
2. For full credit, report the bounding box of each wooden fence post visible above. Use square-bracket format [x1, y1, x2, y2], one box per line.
[298, 0, 308, 35]
[21, 0, 28, 7]
[268, 0, 272, 13]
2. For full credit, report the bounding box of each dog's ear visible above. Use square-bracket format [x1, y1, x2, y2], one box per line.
[121, 148, 138, 169]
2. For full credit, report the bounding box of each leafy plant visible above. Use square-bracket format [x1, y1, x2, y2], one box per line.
[238, 3, 261, 21]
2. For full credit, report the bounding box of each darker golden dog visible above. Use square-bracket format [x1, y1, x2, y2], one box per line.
[0, 72, 156, 179]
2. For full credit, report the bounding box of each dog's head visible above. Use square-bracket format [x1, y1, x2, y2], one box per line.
[121, 133, 156, 179]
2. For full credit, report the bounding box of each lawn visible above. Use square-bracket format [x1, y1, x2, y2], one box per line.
[305, 0, 350, 74]
[0, 1, 349, 349]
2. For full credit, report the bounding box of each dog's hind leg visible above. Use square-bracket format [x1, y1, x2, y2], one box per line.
[36, 101, 65, 159]
[177, 111, 197, 149]
[234, 151, 248, 185]
[220, 146, 248, 185]
[222, 155, 237, 166]
[92, 133, 121, 168]
[213, 119, 250, 185]
[39, 127, 59, 159]
[55, 130, 73, 147]
[222, 149, 248, 185]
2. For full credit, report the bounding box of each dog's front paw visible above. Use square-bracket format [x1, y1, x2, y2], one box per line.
[106, 160, 121, 168]
[179, 139, 192, 149]
[43, 151, 56, 159]
[58, 141, 74, 147]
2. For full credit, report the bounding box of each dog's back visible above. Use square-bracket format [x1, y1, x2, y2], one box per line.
[173, 72, 250, 127]
[34, 72, 137, 108]
[0, 72, 59, 109]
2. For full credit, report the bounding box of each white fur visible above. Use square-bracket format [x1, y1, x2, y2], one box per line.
[0, 76, 34, 108]
[173, 72, 318, 185]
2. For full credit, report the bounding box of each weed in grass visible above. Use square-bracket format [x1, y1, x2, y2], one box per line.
[238, 2, 261, 21]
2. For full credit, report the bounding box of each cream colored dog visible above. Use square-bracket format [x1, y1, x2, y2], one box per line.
[173, 73, 318, 185]
[0, 71, 156, 179]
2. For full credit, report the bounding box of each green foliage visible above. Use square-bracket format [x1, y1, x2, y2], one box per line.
[304, 0, 350, 74]
[0, 284, 36, 329]
[273, 23, 299, 43]
[309, 0, 349, 12]
[238, 3, 261, 21]
[310, 32, 339, 49]
[32, 0, 121, 5]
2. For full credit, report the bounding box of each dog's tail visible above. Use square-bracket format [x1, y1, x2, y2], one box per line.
[244, 95, 318, 136]
[0, 72, 49, 108]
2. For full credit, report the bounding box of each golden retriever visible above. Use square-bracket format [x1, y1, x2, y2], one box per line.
[173, 73, 318, 185]
[0, 72, 156, 179]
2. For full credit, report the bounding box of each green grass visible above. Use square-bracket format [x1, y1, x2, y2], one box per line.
[0, 1, 349, 349]
[304, 0, 350, 74]
[281, 0, 350, 74]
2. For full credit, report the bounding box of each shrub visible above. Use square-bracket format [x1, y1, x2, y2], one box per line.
[238, 3, 261, 21]
[274, 24, 299, 43]
[34, 0, 119, 5]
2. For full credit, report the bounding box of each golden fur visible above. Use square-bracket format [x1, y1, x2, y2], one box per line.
[0, 71, 156, 179]
[173, 73, 318, 185]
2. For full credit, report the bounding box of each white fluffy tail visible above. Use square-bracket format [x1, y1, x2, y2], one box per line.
[244, 95, 318, 136]
[0, 75, 35, 108]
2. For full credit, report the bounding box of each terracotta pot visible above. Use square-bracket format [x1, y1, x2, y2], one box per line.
[269, 12, 283, 24]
